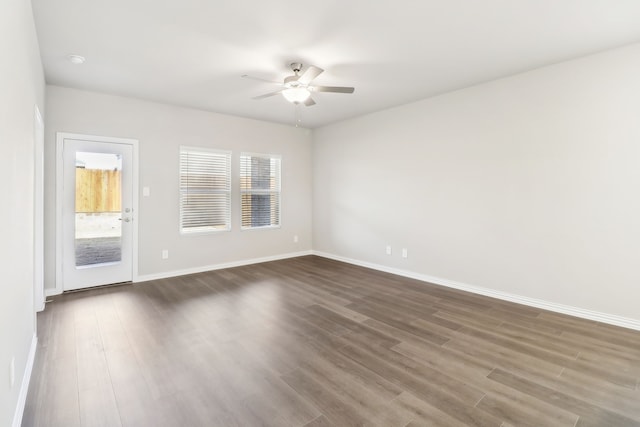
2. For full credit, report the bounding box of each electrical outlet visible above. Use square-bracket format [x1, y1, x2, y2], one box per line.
[10, 357, 15, 388]
[386, 245, 392, 255]
[143, 186, 150, 197]
[293, 235, 299, 243]
[162, 249, 169, 260]
[402, 248, 408, 258]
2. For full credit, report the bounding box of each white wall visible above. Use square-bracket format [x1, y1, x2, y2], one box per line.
[313, 43, 640, 324]
[0, 0, 45, 424]
[44, 86, 312, 290]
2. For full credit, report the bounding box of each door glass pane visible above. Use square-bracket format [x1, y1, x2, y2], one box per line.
[75, 152, 122, 267]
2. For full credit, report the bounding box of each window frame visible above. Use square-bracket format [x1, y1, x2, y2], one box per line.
[179, 146, 232, 235]
[240, 152, 282, 231]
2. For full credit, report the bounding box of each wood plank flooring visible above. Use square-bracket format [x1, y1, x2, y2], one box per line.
[23, 256, 640, 426]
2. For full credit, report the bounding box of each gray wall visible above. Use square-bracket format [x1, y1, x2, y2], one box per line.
[313, 43, 640, 323]
[44, 86, 312, 290]
[0, 0, 45, 424]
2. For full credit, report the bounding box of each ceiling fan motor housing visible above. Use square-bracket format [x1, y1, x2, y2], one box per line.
[285, 63, 304, 88]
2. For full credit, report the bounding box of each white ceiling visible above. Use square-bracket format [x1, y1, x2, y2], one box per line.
[32, 0, 640, 128]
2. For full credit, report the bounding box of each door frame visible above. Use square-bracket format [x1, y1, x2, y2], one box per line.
[34, 106, 44, 311]
[55, 132, 139, 294]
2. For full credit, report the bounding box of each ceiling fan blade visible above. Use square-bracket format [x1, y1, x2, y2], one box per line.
[252, 90, 283, 100]
[242, 75, 282, 85]
[311, 86, 355, 94]
[297, 65, 324, 84]
[304, 97, 316, 107]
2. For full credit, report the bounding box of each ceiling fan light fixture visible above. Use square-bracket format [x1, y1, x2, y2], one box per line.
[282, 87, 311, 104]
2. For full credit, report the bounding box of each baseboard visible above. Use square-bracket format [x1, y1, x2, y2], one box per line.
[312, 251, 640, 332]
[136, 250, 314, 283]
[12, 333, 37, 427]
[44, 251, 313, 292]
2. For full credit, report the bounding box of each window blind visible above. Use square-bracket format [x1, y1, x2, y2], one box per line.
[180, 147, 231, 233]
[240, 153, 281, 229]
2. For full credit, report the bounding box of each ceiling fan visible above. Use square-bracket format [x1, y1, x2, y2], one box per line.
[242, 63, 355, 106]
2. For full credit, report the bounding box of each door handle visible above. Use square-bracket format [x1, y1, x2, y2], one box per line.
[118, 217, 132, 222]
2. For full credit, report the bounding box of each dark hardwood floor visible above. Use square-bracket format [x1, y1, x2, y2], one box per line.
[23, 256, 640, 426]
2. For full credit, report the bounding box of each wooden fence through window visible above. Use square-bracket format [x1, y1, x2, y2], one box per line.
[75, 168, 121, 213]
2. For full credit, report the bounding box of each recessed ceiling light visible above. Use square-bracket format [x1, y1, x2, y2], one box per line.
[67, 54, 85, 65]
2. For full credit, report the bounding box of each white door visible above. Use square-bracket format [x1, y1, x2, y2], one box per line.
[60, 136, 135, 290]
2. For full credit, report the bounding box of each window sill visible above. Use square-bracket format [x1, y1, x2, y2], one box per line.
[240, 225, 281, 232]
[180, 228, 231, 236]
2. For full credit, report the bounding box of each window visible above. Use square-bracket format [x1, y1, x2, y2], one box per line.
[179, 147, 231, 233]
[240, 153, 281, 229]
